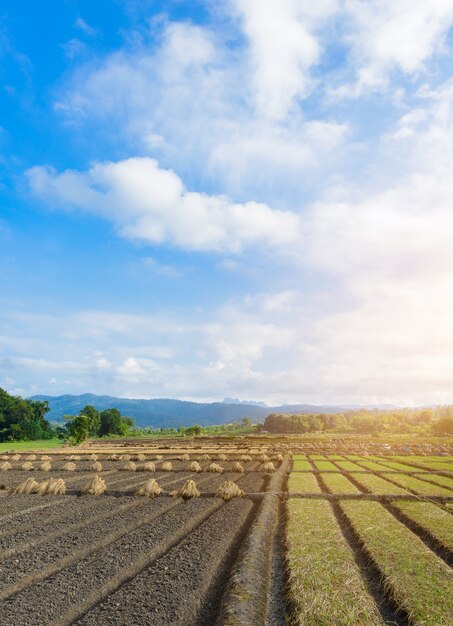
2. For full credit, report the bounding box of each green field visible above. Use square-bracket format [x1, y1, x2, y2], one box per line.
[287, 453, 453, 625]
[0, 438, 64, 452]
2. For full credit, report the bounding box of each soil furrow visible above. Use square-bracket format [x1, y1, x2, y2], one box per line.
[0, 497, 180, 602]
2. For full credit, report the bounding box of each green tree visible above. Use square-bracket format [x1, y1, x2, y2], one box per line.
[81, 405, 101, 436]
[66, 414, 91, 444]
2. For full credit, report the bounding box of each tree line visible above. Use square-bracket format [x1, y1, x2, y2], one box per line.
[0, 388, 134, 443]
[263, 407, 453, 435]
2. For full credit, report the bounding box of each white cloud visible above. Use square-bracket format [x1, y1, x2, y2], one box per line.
[340, 0, 453, 93]
[229, 0, 337, 119]
[27, 157, 300, 253]
[74, 17, 97, 37]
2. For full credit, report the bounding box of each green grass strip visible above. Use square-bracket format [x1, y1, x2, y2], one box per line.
[351, 473, 408, 495]
[335, 461, 361, 471]
[292, 459, 312, 470]
[421, 474, 453, 490]
[375, 461, 419, 471]
[288, 472, 321, 493]
[339, 501, 453, 625]
[384, 473, 452, 497]
[313, 460, 338, 470]
[356, 461, 389, 471]
[321, 473, 361, 494]
[287, 499, 384, 626]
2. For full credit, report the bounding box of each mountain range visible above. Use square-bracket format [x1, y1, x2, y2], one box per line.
[30, 393, 393, 428]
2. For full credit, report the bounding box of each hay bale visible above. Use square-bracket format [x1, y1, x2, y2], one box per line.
[62, 462, 77, 471]
[107, 454, 119, 461]
[155, 455, 164, 460]
[186, 461, 202, 473]
[67, 455, 81, 461]
[82, 475, 107, 495]
[37, 478, 66, 495]
[199, 454, 211, 461]
[89, 454, 98, 461]
[240, 455, 252, 462]
[122, 461, 137, 471]
[232, 462, 245, 473]
[272, 454, 284, 462]
[0, 462, 11, 471]
[135, 479, 162, 498]
[21, 462, 34, 471]
[11, 477, 40, 494]
[177, 454, 190, 461]
[25, 454, 37, 461]
[40, 455, 51, 461]
[217, 454, 228, 461]
[259, 454, 270, 462]
[10, 454, 21, 461]
[161, 461, 173, 472]
[39, 461, 52, 471]
[216, 481, 244, 501]
[206, 463, 224, 473]
[171, 479, 200, 500]
[140, 462, 156, 472]
[260, 461, 275, 473]
[91, 462, 103, 472]
[135, 453, 147, 462]
[121, 454, 132, 461]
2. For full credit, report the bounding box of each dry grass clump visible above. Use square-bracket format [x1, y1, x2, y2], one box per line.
[232, 462, 245, 473]
[240, 454, 252, 462]
[177, 454, 190, 461]
[21, 462, 34, 471]
[155, 455, 164, 460]
[0, 462, 11, 471]
[216, 481, 244, 501]
[62, 462, 77, 471]
[89, 454, 98, 461]
[161, 461, 173, 472]
[121, 454, 132, 461]
[40, 455, 51, 461]
[10, 453, 21, 461]
[122, 461, 137, 471]
[107, 454, 119, 461]
[67, 455, 81, 461]
[135, 453, 147, 462]
[37, 478, 66, 495]
[187, 461, 202, 473]
[260, 461, 275, 473]
[206, 463, 224, 473]
[11, 477, 40, 494]
[82, 475, 106, 495]
[199, 454, 211, 461]
[259, 454, 270, 462]
[217, 454, 228, 461]
[140, 462, 156, 472]
[91, 461, 103, 472]
[25, 454, 37, 461]
[171, 479, 200, 499]
[39, 461, 52, 471]
[135, 479, 162, 498]
[272, 454, 284, 462]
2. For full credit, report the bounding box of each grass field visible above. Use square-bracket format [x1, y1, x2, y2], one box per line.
[287, 452, 453, 625]
[0, 438, 64, 452]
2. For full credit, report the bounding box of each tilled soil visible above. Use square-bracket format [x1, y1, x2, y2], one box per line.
[0, 471, 270, 626]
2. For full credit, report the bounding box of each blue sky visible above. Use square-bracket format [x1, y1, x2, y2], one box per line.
[2, 0, 453, 405]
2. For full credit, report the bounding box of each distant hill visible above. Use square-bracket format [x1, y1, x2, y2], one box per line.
[29, 393, 379, 428]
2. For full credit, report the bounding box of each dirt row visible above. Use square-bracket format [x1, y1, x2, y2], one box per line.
[0, 472, 274, 625]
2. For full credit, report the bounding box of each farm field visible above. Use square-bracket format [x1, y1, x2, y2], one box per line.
[0, 438, 451, 625]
